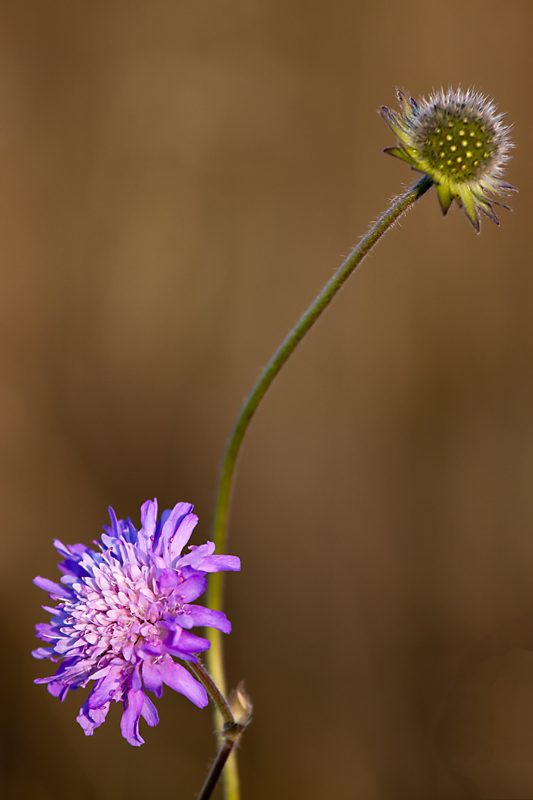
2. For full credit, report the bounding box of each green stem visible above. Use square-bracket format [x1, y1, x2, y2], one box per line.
[186, 660, 234, 729]
[188, 661, 248, 800]
[206, 173, 433, 799]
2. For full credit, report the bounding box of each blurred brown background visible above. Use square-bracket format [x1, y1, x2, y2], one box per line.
[1, 1, 532, 798]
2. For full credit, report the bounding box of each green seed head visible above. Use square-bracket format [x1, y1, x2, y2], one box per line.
[417, 108, 496, 182]
[380, 87, 515, 231]
[411, 94, 503, 184]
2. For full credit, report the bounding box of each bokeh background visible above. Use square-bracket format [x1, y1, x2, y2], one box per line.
[1, 2, 533, 798]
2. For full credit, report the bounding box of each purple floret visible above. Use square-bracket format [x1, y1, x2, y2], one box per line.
[33, 499, 240, 745]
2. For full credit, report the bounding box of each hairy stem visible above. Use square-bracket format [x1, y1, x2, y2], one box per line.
[188, 661, 245, 800]
[197, 739, 235, 800]
[206, 173, 433, 799]
[187, 660, 234, 729]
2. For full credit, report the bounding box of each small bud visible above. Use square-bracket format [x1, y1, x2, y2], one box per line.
[230, 681, 253, 725]
[222, 681, 253, 741]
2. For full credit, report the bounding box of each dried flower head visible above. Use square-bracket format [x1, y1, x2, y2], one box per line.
[381, 88, 516, 231]
[33, 499, 240, 746]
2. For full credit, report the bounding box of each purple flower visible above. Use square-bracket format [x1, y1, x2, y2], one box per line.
[33, 499, 240, 746]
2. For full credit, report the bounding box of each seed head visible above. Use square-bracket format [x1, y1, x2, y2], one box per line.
[381, 88, 516, 231]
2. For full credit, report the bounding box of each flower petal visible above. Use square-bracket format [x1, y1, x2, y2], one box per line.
[120, 688, 146, 746]
[138, 499, 158, 551]
[157, 568, 180, 590]
[47, 681, 69, 701]
[32, 647, 53, 659]
[184, 604, 232, 633]
[177, 542, 215, 570]
[88, 665, 125, 708]
[156, 502, 194, 556]
[77, 698, 110, 735]
[159, 661, 208, 708]
[142, 694, 159, 727]
[33, 576, 73, 600]
[195, 554, 241, 573]
[169, 513, 199, 560]
[142, 659, 164, 698]
[165, 629, 210, 657]
[174, 575, 207, 603]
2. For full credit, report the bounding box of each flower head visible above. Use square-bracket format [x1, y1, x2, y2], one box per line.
[381, 88, 516, 231]
[33, 499, 240, 746]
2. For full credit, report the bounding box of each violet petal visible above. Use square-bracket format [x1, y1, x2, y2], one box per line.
[33, 576, 73, 600]
[184, 605, 232, 634]
[120, 688, 146, 746]
[159, 661, 208, 708]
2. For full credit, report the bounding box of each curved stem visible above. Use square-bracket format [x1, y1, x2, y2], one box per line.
[187, 660, 234, 729]
[206, 173, 433, 799]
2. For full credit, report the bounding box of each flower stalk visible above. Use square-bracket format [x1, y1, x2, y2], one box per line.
[197, 739, 236, 800]
[206, 172, 434, 799]
[31, 85, 516, 800]
[188, 661, 251, 800]
[187, 660, 234, 728]
[189, 662, 250, 800]
[198, 706, 249, 800]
